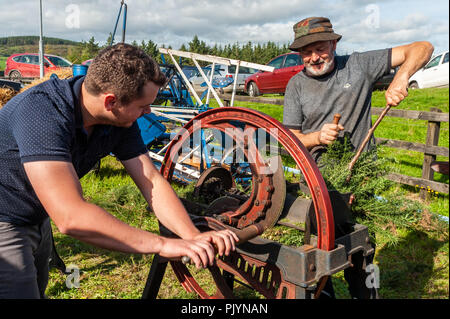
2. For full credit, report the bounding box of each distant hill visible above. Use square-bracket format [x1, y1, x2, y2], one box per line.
[0, 36, 80, 60]
[0, 36, 79, 46]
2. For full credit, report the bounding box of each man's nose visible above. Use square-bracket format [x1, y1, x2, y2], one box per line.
[311, 51, 320, 62]
[144, 105, 152, 114]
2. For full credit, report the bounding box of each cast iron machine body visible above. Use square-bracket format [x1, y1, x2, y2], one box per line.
[141, 107, 378, 299]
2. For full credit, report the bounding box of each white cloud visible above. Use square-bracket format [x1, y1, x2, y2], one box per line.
[0, 0, 447, 55]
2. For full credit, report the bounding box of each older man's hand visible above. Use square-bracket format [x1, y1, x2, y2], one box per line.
[385, 73, 409, 107]
[318, 122, 344, 145]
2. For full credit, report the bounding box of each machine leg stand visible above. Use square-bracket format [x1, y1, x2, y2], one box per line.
[222, 270, 235, 291]
[142, 254, 168, 299]
[344, 247, 379, 299]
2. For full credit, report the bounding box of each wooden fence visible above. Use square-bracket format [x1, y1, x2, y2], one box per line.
[0, 76, 35, 85]
[220, 94, 449, 197]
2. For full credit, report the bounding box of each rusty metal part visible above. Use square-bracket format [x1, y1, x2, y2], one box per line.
[209, 125, 279, 230]
[152, 216, 376, 299]
[194, 165, 234, 199]
[207, 196, 241, 217]
[160, 107, 334, 250]
[170, 216, 286, 298]
[171, 258, 235, 299]
[159, 107, 335, 299]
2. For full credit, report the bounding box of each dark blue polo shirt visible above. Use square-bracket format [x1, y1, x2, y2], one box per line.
[0, 76, 148, 226]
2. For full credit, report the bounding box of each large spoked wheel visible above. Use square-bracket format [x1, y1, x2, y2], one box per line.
[160, 107, 334, 299]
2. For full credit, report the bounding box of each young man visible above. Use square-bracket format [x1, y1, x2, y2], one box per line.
[283, 17, 434, 162]
[0, 43, 238, 298]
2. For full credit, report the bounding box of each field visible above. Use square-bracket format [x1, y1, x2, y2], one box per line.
[0, 56, 6, 71]
[45, 87, 448, 299]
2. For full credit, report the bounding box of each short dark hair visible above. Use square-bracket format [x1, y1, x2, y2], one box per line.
[84, 43, 166, 105]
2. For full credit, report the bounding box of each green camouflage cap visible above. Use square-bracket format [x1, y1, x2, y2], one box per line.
[289, 17, 342, 51]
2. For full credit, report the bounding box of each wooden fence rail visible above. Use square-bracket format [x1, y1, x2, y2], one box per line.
[220, 94, 449, 196]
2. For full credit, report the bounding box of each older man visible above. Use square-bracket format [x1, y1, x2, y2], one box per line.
[283, 17, 433, 162]
[283, 16, 433, 299]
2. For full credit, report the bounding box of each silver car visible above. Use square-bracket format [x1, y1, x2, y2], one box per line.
[188, 64, 256, 93]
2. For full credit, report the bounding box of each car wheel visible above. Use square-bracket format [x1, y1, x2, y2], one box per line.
[248, 82, 260, 97]
[408, 81, 419, 89]
[9, 70, 22, 81]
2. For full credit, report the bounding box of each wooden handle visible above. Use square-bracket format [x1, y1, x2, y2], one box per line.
[333, 113, 341, 125]
[346, 105, 392, 183]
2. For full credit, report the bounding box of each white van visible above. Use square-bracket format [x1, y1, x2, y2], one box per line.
[409, 51, 449, 89]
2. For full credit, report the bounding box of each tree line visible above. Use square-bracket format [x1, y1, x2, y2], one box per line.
[67, 35, 291, 66]
[0, 36, 78, 46]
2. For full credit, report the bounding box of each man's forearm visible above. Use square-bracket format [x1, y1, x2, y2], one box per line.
[147, 171, 201, 239]
[392, 41, 434, 79]
[387, 41, 434, 106]
[23, 160, 165, 254]
[291, 129, 321, 149]
[64, 201, 164, 254]
[122, 154, 200, 240]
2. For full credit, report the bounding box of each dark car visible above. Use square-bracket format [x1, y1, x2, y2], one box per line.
[5, 53, 72, 80]
[244, 52, 304, 96]
[373, 67, 398, 90]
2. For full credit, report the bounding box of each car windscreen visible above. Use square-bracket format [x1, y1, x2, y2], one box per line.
[12, 56, 23, 62]
[46, 56, 72, 67]
[228, 66, 256, 74]
[284, 54, 302, 67]
[267, 56, 284, 69]
[443, 52, 449, 64]
[424, 55, 441, 69]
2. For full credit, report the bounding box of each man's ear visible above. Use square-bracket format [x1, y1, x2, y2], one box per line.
[103, 94, 117, 112]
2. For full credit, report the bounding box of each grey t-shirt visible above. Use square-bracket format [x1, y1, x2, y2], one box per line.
[283, 48, 392, 155]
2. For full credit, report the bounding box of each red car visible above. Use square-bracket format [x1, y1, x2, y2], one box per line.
[82, 59, 93, 66]
[244, 52, 304, 96]
[5, 53, 72, 80]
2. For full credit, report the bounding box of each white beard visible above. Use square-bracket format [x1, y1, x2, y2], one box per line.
[305, 57, 335, 77]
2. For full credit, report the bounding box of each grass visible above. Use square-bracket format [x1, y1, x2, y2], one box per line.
[0, 56, 6, 71]
[45, 88, 449, 299]
[372, 88, 449, 183]
[47, 155, 448, 299]
[48, 158, 158, 299]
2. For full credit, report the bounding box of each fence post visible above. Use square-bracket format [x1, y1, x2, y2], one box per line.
[420, 107, 442, 200]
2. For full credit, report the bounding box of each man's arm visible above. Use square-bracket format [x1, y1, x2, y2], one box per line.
[23, 160, 217, 268]
[121, 153, 238, 256]
[290, 124, 344, 150]
[386, 41, 434, 106]
[284, 71, 344, 150]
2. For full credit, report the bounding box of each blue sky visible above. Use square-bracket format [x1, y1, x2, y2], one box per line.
[0, 0, 448, 56]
